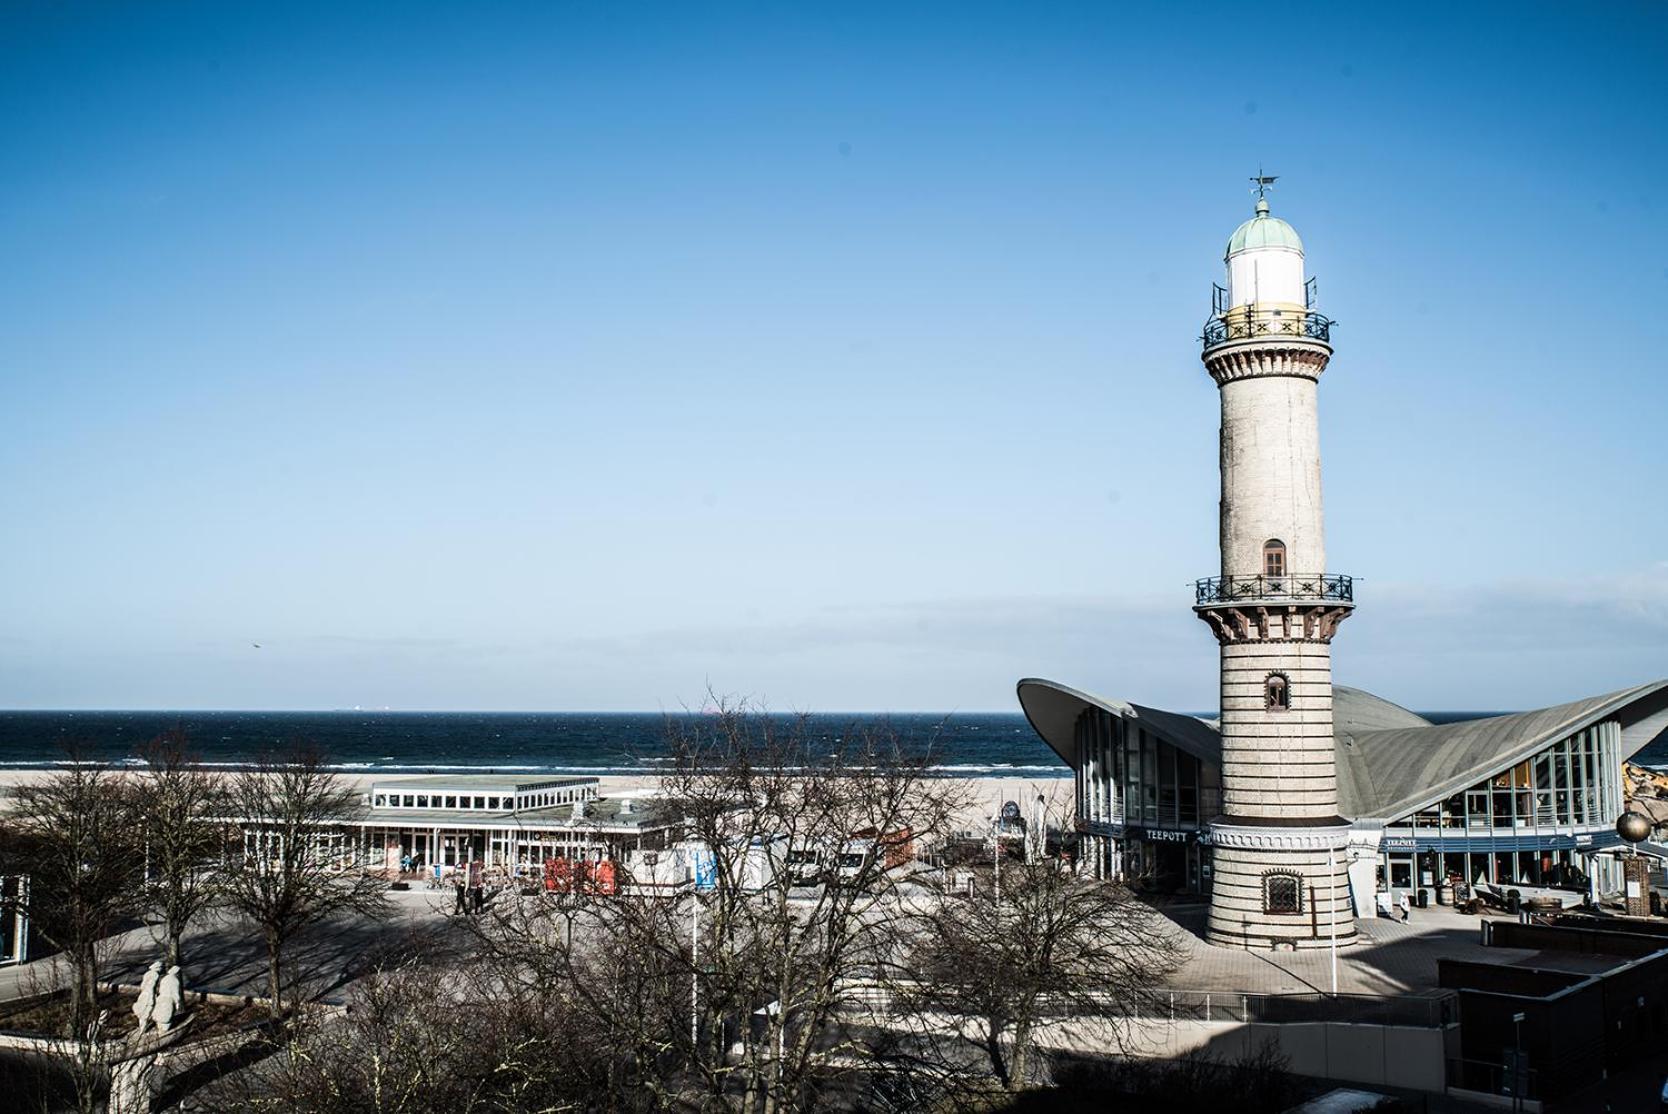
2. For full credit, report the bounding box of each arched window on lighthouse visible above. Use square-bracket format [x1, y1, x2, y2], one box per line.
[1262, 539, 1286, 577]
[1265, 673, 1290, 712]
[1263, 871, 1302, 915]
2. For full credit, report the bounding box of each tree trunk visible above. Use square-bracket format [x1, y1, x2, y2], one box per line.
[166, 925, 183, 971]
[1010, 1016, 1033, 1091]
[983, 1021, 1011, 1090]
[265, 929, 284, 1019]
[74, 950, 98, 1038]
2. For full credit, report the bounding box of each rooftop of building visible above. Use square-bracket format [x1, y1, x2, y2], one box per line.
[1226, 198, 1303, 256]
[351, 794, 673, 829]
[367, 774, 598, 792]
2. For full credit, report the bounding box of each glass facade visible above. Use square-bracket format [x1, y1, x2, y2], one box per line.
[1074, 708, 1220, 831]
[1380, 720, 1626, 890]
[1073, 708, 1221, 891]
[1068, 703, 1636, 898]
[1401, 721, 1618, 832]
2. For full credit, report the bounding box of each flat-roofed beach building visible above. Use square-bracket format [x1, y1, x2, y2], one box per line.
[352, 775, 678, 874]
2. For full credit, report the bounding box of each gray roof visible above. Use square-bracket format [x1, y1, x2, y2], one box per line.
[1337, 681, 1668, 819]
[351, 796, 675, 831]
[1016, 679, 1219, 768]
[369, 774, 598, 793]
[1017, 677, 1668, 822]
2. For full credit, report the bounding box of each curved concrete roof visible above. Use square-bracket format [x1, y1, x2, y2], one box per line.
[1016, 677, 1668, 823]
[1338, 680, 1668, 820]
[1016, 678, 1219, 769]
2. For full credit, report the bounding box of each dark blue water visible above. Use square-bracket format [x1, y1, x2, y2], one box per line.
[0, 711, 1071, 776]
[1, 709, 1656, 774]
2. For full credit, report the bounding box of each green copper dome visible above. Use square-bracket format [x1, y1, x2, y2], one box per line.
[1226, 199, 1303, 257]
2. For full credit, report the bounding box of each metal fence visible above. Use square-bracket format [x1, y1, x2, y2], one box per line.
[839, 980, 1455, 1030]
[1140, 990, 1456, 1028]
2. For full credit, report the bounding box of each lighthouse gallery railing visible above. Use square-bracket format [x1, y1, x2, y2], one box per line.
[1194, 573, 1354, 606]
[1202, 308, 1333, 349]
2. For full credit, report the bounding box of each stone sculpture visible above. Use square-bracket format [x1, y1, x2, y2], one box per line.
[131, 961, 162, 1033]
[150, 965, 183, 1033]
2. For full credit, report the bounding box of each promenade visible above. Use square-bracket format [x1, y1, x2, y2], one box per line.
[0, 887, 1606, 1014]
[1149, 896, 1621, 998]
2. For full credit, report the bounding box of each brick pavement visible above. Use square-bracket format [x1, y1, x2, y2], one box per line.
[1145, 896, 1550, 996]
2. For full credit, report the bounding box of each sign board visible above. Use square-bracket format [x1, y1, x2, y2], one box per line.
[1125, 826, 1197, 844]
[692, 848, 718, 892]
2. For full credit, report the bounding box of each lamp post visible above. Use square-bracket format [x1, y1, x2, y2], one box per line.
[1616, 810, 1653, 917]
[690, 885, 700, 1052]
[1510, 1010, 1525, 1114]
[1328, 844, 1339, 997]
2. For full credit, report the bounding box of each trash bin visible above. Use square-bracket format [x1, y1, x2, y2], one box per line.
[1416, 888, 1431, 909]
[1505, 889, 1521, 915]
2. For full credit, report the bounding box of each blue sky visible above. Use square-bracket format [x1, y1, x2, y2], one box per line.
[1, 1, 1664, 712]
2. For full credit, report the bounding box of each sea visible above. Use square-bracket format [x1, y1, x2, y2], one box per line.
[0, 711, 1069, 777]
[5, 708, 1657, 777]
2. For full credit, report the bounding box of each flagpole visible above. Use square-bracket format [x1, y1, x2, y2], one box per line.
[1329, 844, 1339, 997]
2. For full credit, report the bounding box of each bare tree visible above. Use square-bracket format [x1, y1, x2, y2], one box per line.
[194, 936, 647, 1114]
[889, 806, 1183, 1095]
[466, 700, 970, 1112]
[134, 729, 226, 969]
[219, 745, 389, 1018]
[6, 758, 146, 1037]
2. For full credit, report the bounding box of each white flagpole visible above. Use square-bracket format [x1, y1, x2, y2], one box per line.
[1329, 844, 1339, 997]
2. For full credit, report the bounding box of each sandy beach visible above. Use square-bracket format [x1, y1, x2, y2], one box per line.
[0, 769, 1071, 833]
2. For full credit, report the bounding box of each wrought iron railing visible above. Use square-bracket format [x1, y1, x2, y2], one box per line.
[1202, 307, 1333, 349]
[1194, 573, 1353, 606]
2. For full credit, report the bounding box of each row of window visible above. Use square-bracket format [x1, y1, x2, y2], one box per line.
[1393, 722, 1621, 832]
[523, 789, 590, 809]
[372, 787, 595, 812]
[1076, 710, 1218, 829]
[374, 792, 509, 811]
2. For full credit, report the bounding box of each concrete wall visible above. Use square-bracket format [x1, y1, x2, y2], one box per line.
[1115, 1017, 1458, 1094]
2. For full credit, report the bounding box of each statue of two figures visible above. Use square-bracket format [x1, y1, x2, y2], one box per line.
[129, 960, 184, 1035]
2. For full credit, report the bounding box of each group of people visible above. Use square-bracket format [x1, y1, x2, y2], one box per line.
[450, 873, 520, 914]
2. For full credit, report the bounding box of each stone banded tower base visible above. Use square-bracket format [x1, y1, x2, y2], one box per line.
[1200, 600, 1356, 949]
[1206, 827, 1355, 949]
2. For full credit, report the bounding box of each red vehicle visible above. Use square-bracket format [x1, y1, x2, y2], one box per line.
[542, 857, 619, 895]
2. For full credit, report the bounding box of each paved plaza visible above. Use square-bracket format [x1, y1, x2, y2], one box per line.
[0, 886, 1630, 1014]
[1147, 896, 1617, 997]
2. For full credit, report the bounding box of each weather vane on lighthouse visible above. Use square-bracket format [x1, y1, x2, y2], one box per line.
[1250, 168, 1278, 201]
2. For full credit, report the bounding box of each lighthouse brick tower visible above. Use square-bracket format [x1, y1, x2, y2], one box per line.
[1195, 181, 1356, 949]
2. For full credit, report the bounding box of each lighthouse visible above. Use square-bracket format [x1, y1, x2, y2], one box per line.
[1195, 179, 1356, 949]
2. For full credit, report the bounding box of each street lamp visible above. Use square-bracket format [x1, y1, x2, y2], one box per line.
[1616, 810, 1653, 917]
[1511, 1010, 1525, 1114]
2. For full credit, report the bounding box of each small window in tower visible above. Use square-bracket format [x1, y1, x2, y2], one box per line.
[1263, 872, 1302, 915]
[1263, 539, 1286, 577]
[1266, 673, 1290, 712]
